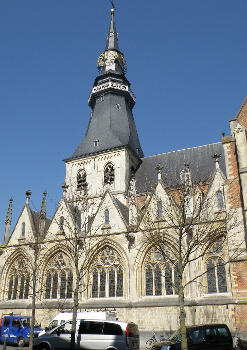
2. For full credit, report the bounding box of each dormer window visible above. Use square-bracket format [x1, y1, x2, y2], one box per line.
[21, 222, 25, 237]
[104, 163, 114, 185]
[77, 170, 87, 190]
[94, 139, 99, 147]
[217, 191, 224, 210]
[105, 209, 110, 225]
[157, 201, 163, 218]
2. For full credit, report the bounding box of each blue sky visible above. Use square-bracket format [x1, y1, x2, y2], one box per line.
[0, 0, 246, 240]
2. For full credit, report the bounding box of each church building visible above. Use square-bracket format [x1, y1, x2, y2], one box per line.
[0, 6, 247, 344]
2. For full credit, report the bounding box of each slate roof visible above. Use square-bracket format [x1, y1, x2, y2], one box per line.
[66, 93, 143, 160]
[135, 142, 226, 193]
[115, 198, 129, 224]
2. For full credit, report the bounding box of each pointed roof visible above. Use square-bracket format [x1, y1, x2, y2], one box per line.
[105, 8, 119, 51]
[65, 6, 143, 161]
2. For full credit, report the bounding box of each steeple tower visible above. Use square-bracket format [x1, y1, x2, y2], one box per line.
[66, 5, 143, 161]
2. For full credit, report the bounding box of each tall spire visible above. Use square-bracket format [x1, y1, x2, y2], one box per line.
[105, 7, 119, 51]
[3, 198, 13, 243]
[65, 4, 143, 161]
[97, 6, 126, 76]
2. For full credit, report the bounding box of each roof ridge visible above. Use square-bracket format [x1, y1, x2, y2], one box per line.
[143, 142, 222, 159]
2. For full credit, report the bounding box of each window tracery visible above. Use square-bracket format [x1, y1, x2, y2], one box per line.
[144, 247, 178, 296]
[77, 169, 87, 191]
[44, 252, 73, 300]
[104, 163, 114, 185]
[91, 246, 123, 298]
[206, 240, 227, 294]
[6, 256, 30, 300]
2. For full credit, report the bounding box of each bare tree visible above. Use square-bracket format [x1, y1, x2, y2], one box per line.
[55, 193, 102, 350]
[140, 167, 243, 350]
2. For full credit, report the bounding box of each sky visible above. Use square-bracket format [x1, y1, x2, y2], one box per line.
[0, 0, 246, 241]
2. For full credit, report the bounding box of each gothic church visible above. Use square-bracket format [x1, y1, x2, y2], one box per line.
[0, 6, 247, 344]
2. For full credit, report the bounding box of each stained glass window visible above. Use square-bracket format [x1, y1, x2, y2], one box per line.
[19, 275, 25, 299]
[109, 269, 115, 297]
[206, 244, 227, 294]
[92, 269, 98, 298]
[67, 271, 73, 299]
[6, 256, 30, 301]
[44, 252, 73, 300]
[154, 266, 162, 295]
[24, 276, 30, 299]
[99, 270, 106, 297]
[144, 247, 178, 296]
[45, 272, 52, 299]
[207, 259, 217, 293]
[8, 277, 13, 300]
[12, 276, 18, 300]
[116, 268, 123, 297]
[146, 265, 153, 296]
[91, 246, 123, 298]
[60, 271, 66, 299]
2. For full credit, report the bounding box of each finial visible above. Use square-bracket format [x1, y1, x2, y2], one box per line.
[109, 0, 115, 12]
[4, 197, 13, 243]
[25, 190, 31, 204]
[40, 191, 47, 216]
[211, 152, 221, 163]
[5, 198, 13, 225]
[156, 164, 163, 181]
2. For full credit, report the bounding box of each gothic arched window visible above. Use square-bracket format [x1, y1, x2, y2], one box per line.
[104, 209, 110, 225]
[21, 222, 25, 237]
[77, 169, 87, 191]
[143, 247, 178, 296]
[6, 256, 30, 300]
[217, 191, 224, 210]
[104, 163, 114, 185]
[44, 252, 73, 300]
[59, 216, 64, 232]
[206, 240, 227, 294]
[157, 201, 163, 218]
[207, 257, 227, 294]
[91, 246, 123, 298]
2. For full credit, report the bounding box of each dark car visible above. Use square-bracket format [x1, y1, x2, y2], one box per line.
[151, 324, 233, 350]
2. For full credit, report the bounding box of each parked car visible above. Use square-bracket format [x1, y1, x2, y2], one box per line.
[38, 310, 117, 336]
[0, 314, 42, 347]
[151, 324, 233, 350]
[34, 318, 139, 350]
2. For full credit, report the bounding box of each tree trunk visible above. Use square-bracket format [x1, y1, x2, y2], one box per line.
[71, 266, 80, 349]
[179, 287, 188, 350]
[29, 263, 37, 350]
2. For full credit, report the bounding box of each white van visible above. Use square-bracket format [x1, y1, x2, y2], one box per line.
[34, 319, 139, 350]
[39, 311, 116, 336]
